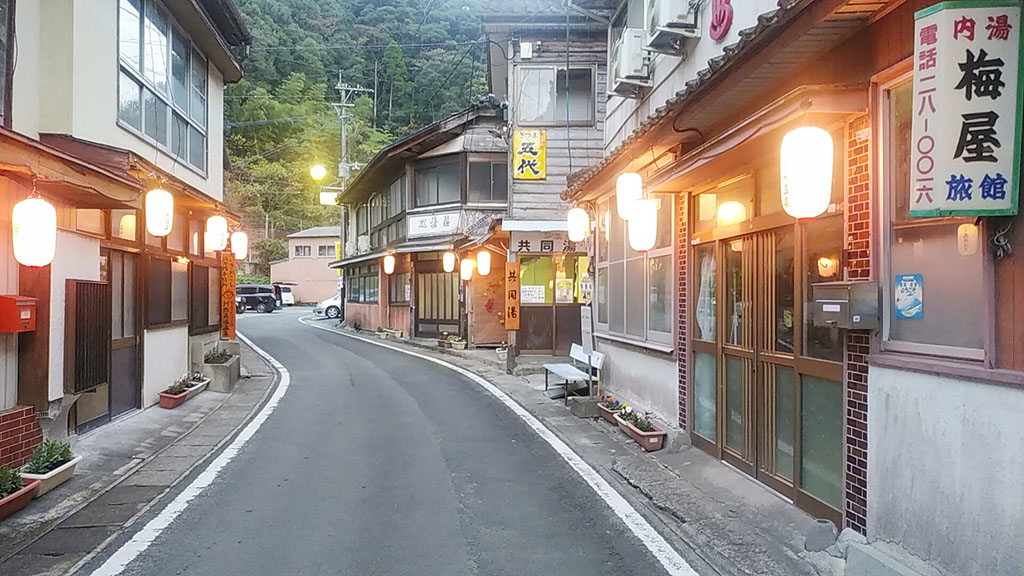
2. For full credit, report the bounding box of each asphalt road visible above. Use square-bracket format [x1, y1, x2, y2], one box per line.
[78, 307, 674, 576]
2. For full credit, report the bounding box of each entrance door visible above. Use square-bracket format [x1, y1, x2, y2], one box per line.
[109, 250, 140, 417]
[416, 271, 459, 337]
[518, 254, 587, 355]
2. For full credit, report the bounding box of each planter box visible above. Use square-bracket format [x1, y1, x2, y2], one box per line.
[0, 479, 41, 522]
[22, 455, 83, 498]
[376, 331, 389, 340]
[205, 355, 241, 393]
[159, 390, 189, 409]
[450, 341, 467, 350]
[496, 348, 508, 362]
[186, 378, 210, 399]
[598, 404, 623, 425]
[614, 414, 667, 452]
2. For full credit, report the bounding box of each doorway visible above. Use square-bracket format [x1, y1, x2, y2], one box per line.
[108, 249, 140, 418]
[518, 254, 587, 355]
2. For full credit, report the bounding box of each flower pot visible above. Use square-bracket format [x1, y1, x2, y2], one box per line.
[0, 479, 41, 522]
[376, 331, 389, 340]
[598, 404, 622, 425]
[450, 340, 467, 350]
[159, 390, 189, 409]
[186, 378, 210, 399]
[496, 348, 508, 362]
[205, 355, 241, 393]
[614, 413, 667, 452]
[22, 455, 83, 498]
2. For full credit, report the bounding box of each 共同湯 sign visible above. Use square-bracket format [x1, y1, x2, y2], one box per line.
[504, 262, 520, 331]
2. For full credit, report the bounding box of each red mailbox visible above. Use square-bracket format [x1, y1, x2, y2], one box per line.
[0, 296, 37, 332]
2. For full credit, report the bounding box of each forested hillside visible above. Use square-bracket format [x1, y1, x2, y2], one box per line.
[225, 0, 489, 273]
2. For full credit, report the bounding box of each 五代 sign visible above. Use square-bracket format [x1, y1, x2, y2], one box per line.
[911, 1, 1022, 217]
[513, 129, 547, 180]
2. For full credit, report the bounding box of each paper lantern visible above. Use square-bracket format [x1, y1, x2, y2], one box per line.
[780, 127, 833, 220]
[567, 207, 589, 242]
[12, 197, 57, 267]
[145, 188, 174, 237]
[616, 173, 643, 221]
[231, 231, 248, 260]
[627, 198, 658, 252]
[206, 216, 228, 251]
[957, 223, 979, 256]
[817, 256, 838, 278]
[310, 164, 328, 182]
[118, 213, 137, 240]
[460, 258, 475, 281]
[477, 250, 491, 276]
[442, 251, 456, 273]
[716, 201, 747, 228]
[383, 254, 396, 275]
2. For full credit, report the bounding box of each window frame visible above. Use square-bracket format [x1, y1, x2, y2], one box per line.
[117, 0, 208, 175]
[413, 157, 464, 208]
[189, 263, 220, 335]
[346, 265, 380, 304]
[389, 272, 411, 304]
[515, 64, 597, 127]
[467, 159, 509, 205]
[877, 71, 990, 362]
[1, 0, 14, 127]
[293, 244, 311, 258]
[317, 244, 333, 258]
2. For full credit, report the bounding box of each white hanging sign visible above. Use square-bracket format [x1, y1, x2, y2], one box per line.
[911, 1, 1023, 217]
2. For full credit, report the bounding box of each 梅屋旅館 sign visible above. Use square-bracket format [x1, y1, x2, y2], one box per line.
[911, 1, 1022, 217]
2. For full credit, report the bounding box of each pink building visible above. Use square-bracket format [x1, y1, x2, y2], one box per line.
[270, 227, 341, 304]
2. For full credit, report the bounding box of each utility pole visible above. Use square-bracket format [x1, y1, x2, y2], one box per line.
[373, 61, 379, 131]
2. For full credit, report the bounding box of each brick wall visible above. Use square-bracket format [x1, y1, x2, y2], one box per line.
[844, 115, 872, 534]
[676, 193, 689, 429]
[0, 406, 43, 469]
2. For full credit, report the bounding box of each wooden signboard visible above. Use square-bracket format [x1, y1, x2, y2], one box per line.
[504, 261, 520, 331]
[220, 253, 236, 340]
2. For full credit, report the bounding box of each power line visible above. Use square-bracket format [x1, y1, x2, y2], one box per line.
[252, 40, 485, 52]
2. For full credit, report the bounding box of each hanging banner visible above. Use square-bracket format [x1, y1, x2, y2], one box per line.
[335, 241, 342, 276]
[911, 1, 1023, 217]
[220, 253, 237, 340]
[504, 261, 520, 331]
[513, 129, 547, 180]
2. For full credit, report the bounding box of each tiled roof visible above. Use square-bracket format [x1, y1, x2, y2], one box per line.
[287, 227, 341, 239]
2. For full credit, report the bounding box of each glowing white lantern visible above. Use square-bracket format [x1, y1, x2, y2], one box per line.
[145, 188, 174, 237]
[460, 258, 475, 281]
[383, 254, 396, 275]
[206, 216, 229, 251]
[716, 201, 747, 227]
[477, 250, 491, 276]
[957, 223, 979, 256]
[118, 213, 137, 240]
[442, 251, 456, 273]
[780, 126, 833, 220]
[231, 231, 248, 260]
[12, 197, 57, 267]
[616, 173, 643, 221]
[627, 198, 658, 252]
[567, 207, 589, 242]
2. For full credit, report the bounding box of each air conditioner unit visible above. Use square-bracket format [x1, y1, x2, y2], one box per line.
[646, 0, 700, 55]
[608, 28, 651, 98]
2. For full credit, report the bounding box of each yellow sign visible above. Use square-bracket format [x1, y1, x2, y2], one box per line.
[335, 241, 342, 276]
[504, 261, 520, 331]
[513, 129, 546, 180]
[220, 253, 236, 340]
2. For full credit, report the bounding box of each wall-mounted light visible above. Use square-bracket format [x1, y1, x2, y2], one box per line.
[383, 254, 396, 275]
[627, 198, 658, 252]
[716, 201, 747, 228]
[567, 207, 589, 242]
[781, 126, 833, 220]
[477, 250, 491, 276]
[206, 215, 229, 251]
[12, 195, 56, 267]
[442, 251, 456, 273]
[231, 231, 248, 260]
[616, 173, 643, 221]
[145, 188, 174, 237]
[460, 258, 475, 281]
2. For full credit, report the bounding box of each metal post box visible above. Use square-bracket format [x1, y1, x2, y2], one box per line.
[811, 282, 878, 330]
[0, 295, 38, 332]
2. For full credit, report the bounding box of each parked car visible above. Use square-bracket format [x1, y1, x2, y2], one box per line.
[236, 284, 278, 313]
[313, 294, 342, 319]
[275, 284, 296, 306]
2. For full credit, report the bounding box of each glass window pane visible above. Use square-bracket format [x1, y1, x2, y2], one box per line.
[757, 163, 783, 217]
[694, 175, 754, 233]
[648, 255, 671, 334]
[415, 170, 431, 206]
[124, 254, 136, 337]
[468, 162, 490, 203]
[76, 209, 105, 235]
[804, 217, 844, 361]
[520, 256, 554, 304]
[724, 355, 747, 454]
[143, 3, 169, 93]
[888, 81, 913, 222]
[111, 253, 124, 339]
[112, 209, 138, 242]
[625, 257, 644, 337]
[654, 194, 673, 249]
[771, 228, 795, 354]
[437, 163, 460, 204]
[555, 68, 594, 124]
[171, 113, 187, 159]
[118, 73, 142, 130]
[771, 365, 795, 481]
[143, 88, 168, 145]
[694, 243, 716, 341]
[171, 260, 188, 321]
[119, 0, 141, 70]
[609, 261, 624, 333]
[492, 164, 508, 201]
[189, 219, 202, 255]
[518, 68, 555, 124]
[189, 126, 205, 171]
[724, 240, 746, 346]
[167, 212, 184, 252]
[596, 267, 608, 324]
[209, 268, 220, 326]
[609, 199, 624, 262]
[693, 352, 717, 441]
[170, 29, 189, 108]
[597, 203, 609, 263]
[889, 222, 984, 349]
[191, 51, 208, 128]
[800, 375, 843, 509]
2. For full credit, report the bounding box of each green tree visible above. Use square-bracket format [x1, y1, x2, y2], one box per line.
[252, 237, 288, 277]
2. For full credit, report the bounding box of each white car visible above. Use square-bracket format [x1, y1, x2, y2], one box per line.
[313, 294, 342, 319]
[278, 285, 295, 306]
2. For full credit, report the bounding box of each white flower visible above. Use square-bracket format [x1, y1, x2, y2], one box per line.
[624, 406, 632, 413]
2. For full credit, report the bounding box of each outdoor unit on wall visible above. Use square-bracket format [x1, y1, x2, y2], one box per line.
[646, 0, 700, 55]
[608, 28, 651, 98]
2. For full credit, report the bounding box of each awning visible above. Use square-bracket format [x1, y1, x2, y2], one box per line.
[329, 237, 460, 269]
[500, 220, 568, 232]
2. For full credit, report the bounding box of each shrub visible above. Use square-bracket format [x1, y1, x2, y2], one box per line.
[24, 439, 74, 475]
[204, 347, 232, 364]
[620, 408, 655, 432]
[0, 465, 22, 498]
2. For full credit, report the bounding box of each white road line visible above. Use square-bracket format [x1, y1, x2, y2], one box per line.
[299, 316, 699, 576]
[84, 333, 290, 576]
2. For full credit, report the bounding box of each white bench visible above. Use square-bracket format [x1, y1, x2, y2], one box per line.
[544, 343, 605, 404]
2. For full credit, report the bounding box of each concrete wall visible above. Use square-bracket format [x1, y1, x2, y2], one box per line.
[596, 338, 677, 425]
[867, 365, 1024, 576]
[48, 230, 101, 402]
[0, 183, 19, 410]
[142, 326, 189, 407]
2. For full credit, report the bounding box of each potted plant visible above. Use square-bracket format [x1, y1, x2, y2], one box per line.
[21, 439, 82, 498]
[598, 397, 624, 425]
[614, 407, 667, 452]
[447, 335, 467, 350]
[204, 346, 241, 393]
[186, 370, 210, 398]
[375, 326, 389, 340]
[159, 379, 190, 409]
[437, 331, 450, 348]
[496, 343, 508, 362]
[0, 466, 40, 522]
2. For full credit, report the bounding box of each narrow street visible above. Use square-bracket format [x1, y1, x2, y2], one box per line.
[73, 307, 690, 576]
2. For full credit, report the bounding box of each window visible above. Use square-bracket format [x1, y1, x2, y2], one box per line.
[110, 252, 137, 339]
[318, 245, 333, 257]
[188, 218, 203, 255]
[0, 0, 13, 125]
[595, 195, 674, 344]
[346, 265, 379, 303]
[414, 162, 461, 207]
[118, 0, 207, 172]
[112, 210, 138, 242]
[517, 66, 595, 126]
[190, 264, 219, 333]
[294, 245, 311, 258]
[146, 256, 188, 326]
[468, 162, 508, 203]
[882, 79, 985, 357]
[390, 272, 410, 304]
[387, 177, 406, 217]
[166, 212, 185, 252]
[357, 204, 369, 235]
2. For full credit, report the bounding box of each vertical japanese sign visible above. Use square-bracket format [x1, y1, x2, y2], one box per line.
[513, 129, 547, 180]
[220, 252, 236, 340]
[911, 1, 1023, 217]
[504, 261, 520, 331]
[335, 241, 342, 276]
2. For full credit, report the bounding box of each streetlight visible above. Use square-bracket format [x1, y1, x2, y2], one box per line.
[310, 165, 328, 182]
